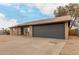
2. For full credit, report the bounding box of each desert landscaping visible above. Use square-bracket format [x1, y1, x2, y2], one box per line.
[60, 36, 79, 55]
[0, 35, 65, 55]
[0, 35, 78, 55]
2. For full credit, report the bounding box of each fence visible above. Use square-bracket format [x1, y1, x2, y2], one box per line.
[69, 29, 76, 36]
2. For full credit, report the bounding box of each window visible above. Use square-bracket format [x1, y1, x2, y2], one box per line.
[27, 28, 30, 32]
[24, 28, 30, 33]
[12, 28, 15, 31]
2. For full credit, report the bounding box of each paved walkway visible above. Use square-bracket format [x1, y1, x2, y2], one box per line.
[0, 35, 66, 55]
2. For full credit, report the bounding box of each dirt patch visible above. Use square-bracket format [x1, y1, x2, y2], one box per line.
[60, 36, 79, 55]
[0, 35, 65, 55]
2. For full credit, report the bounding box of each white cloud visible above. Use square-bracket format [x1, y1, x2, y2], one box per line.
[0, 3, 12, 6]
[13, 4, 21, 10]
[19, 4, 33, 14]
[17, 3, 69, 16]
[0, 13, 18, 29]
[20, 9, 26, 13]
[0, 13, 5, 18]
[0, 3, 70, 17]
[33, 3, 69, 15]
[25, 4, 34, 8]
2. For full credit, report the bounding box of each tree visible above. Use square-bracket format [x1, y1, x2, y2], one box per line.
[65, 3, 79, 28]
[2, 28, 10, 35]
[54, 3, 79, 28]
[54, 6, 67, 17]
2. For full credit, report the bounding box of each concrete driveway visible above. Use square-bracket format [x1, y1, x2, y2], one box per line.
[0, 35, 66, 55]
[60, 36, 79, 55]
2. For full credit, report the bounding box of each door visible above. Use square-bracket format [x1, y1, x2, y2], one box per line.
[21, 27, 24, 35]
[32, 22, 65, 39]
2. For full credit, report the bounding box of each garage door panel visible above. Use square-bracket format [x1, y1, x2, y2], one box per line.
[32, 23, 65, 39]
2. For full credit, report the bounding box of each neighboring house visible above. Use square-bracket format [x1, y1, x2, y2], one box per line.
[10, 15, 71, 39]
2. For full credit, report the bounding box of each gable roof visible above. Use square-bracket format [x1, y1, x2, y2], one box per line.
[10, 15, 71, 28]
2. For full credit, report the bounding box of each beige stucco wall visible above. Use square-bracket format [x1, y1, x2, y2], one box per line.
[10, 27, 21, 35]
[23, 26, 28, 36]
[65, 22, 69, 40]
[23, 26, 32, 37]
[17, 27, 21, 35]
[10, 28, 13, 35]
[29, 25, 32, 37]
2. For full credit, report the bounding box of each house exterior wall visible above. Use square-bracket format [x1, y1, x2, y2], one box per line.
[10, 27, 21, 35]
[23, 26, 29, 36]
[29, 25, 32, 37]
[17, 27, 21, 35]
[10, 28, 17, 35]
[10, 22, 69, 39]
[23, 26, 32, 37]
[10, 26, 33, 37]
[10, 28, 13, 35]
[65, 22, 69, 40]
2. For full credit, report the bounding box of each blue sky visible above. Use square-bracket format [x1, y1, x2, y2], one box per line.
[0, 3, 68, 28]
[0, 3, 54, 24]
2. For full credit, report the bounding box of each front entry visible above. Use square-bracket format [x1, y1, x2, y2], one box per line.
[21, 27, 24, 35]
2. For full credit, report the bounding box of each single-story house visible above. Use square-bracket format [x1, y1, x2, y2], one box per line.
[10, 15, 71, 39]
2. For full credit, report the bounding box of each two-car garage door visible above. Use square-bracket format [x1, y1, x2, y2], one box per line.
[32, 22, 65, 39]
